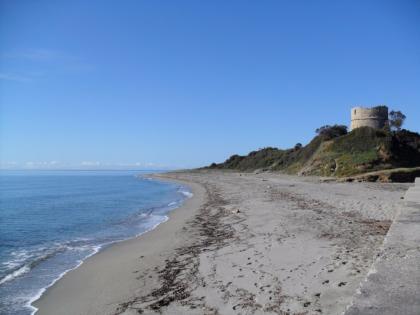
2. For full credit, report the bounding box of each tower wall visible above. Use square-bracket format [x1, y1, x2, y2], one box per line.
[350, 106, 388, 130]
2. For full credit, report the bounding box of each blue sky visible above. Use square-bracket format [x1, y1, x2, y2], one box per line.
[1, 0, 419, 169]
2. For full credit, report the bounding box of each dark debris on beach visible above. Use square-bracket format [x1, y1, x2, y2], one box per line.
[115, 184, 236, 315]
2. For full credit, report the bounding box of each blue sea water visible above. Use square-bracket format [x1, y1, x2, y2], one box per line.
[0, 170, 191, 315]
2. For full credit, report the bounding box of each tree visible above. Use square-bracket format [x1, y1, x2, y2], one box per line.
[294, 143, 303, 150]
[315, 125, 348, 140]
[389, 110, 406, 131]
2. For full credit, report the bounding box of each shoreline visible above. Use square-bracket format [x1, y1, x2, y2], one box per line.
[32, 175, 205, 315]
[33, 170, 409, 315]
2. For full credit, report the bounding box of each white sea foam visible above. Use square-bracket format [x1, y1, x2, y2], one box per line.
[135, 215, 169, 237]
[28, 244, 102, 315]
[28, 214, 170, 314]
[2, 249, 33, 270]
[0, 242, 96, 287]
[0, 265, 31, 285]
[3, 212, 180, 315]
[180, 189, 193, 198]
[24, 187, 192, 315]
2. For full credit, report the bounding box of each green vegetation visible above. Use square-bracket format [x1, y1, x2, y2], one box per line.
[315, 124, 348, 139]
[208, 127, 420, 178]
[389, 110, 406, 131]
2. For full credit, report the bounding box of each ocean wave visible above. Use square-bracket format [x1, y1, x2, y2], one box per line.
[2, 218, 175, 288]
[135, 215, 169, 237]
[0, 241, 96, 287]
[1, 183, 193, 315]
[27, 244, 102, 315]
[0, 171, 193, 315]
[0, 265, 31, 286]
[180, 190, 193, 198]
[0, 251, 60, 286]
[177, 185, 193, 199]
[27, 216, 168, 315]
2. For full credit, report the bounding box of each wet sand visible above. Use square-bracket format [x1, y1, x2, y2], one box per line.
[34, 170, 409, 315]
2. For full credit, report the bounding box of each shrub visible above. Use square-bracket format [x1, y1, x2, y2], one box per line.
[315, 125, 348, 140]
[294, 143, 303, 150]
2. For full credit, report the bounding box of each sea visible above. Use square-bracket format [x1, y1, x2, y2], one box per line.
[0, 170, 192, 315]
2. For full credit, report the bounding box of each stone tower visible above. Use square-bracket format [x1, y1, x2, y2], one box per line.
[350, 106, 389, 130]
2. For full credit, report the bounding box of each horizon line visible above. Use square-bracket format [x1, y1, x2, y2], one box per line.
[0, 168, 180, 172]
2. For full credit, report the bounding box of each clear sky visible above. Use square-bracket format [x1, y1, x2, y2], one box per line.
[1, 0, 419, 169]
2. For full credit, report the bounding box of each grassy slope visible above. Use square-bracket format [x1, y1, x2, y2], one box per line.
[209, 127, 420, 178]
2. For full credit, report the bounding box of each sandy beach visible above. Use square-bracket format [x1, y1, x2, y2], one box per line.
[33, 170, 409, 315]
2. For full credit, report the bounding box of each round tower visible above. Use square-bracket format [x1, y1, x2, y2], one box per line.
[350, 106, 388, 130]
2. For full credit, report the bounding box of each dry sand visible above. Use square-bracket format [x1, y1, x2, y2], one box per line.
[33, 170, 409, 315]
